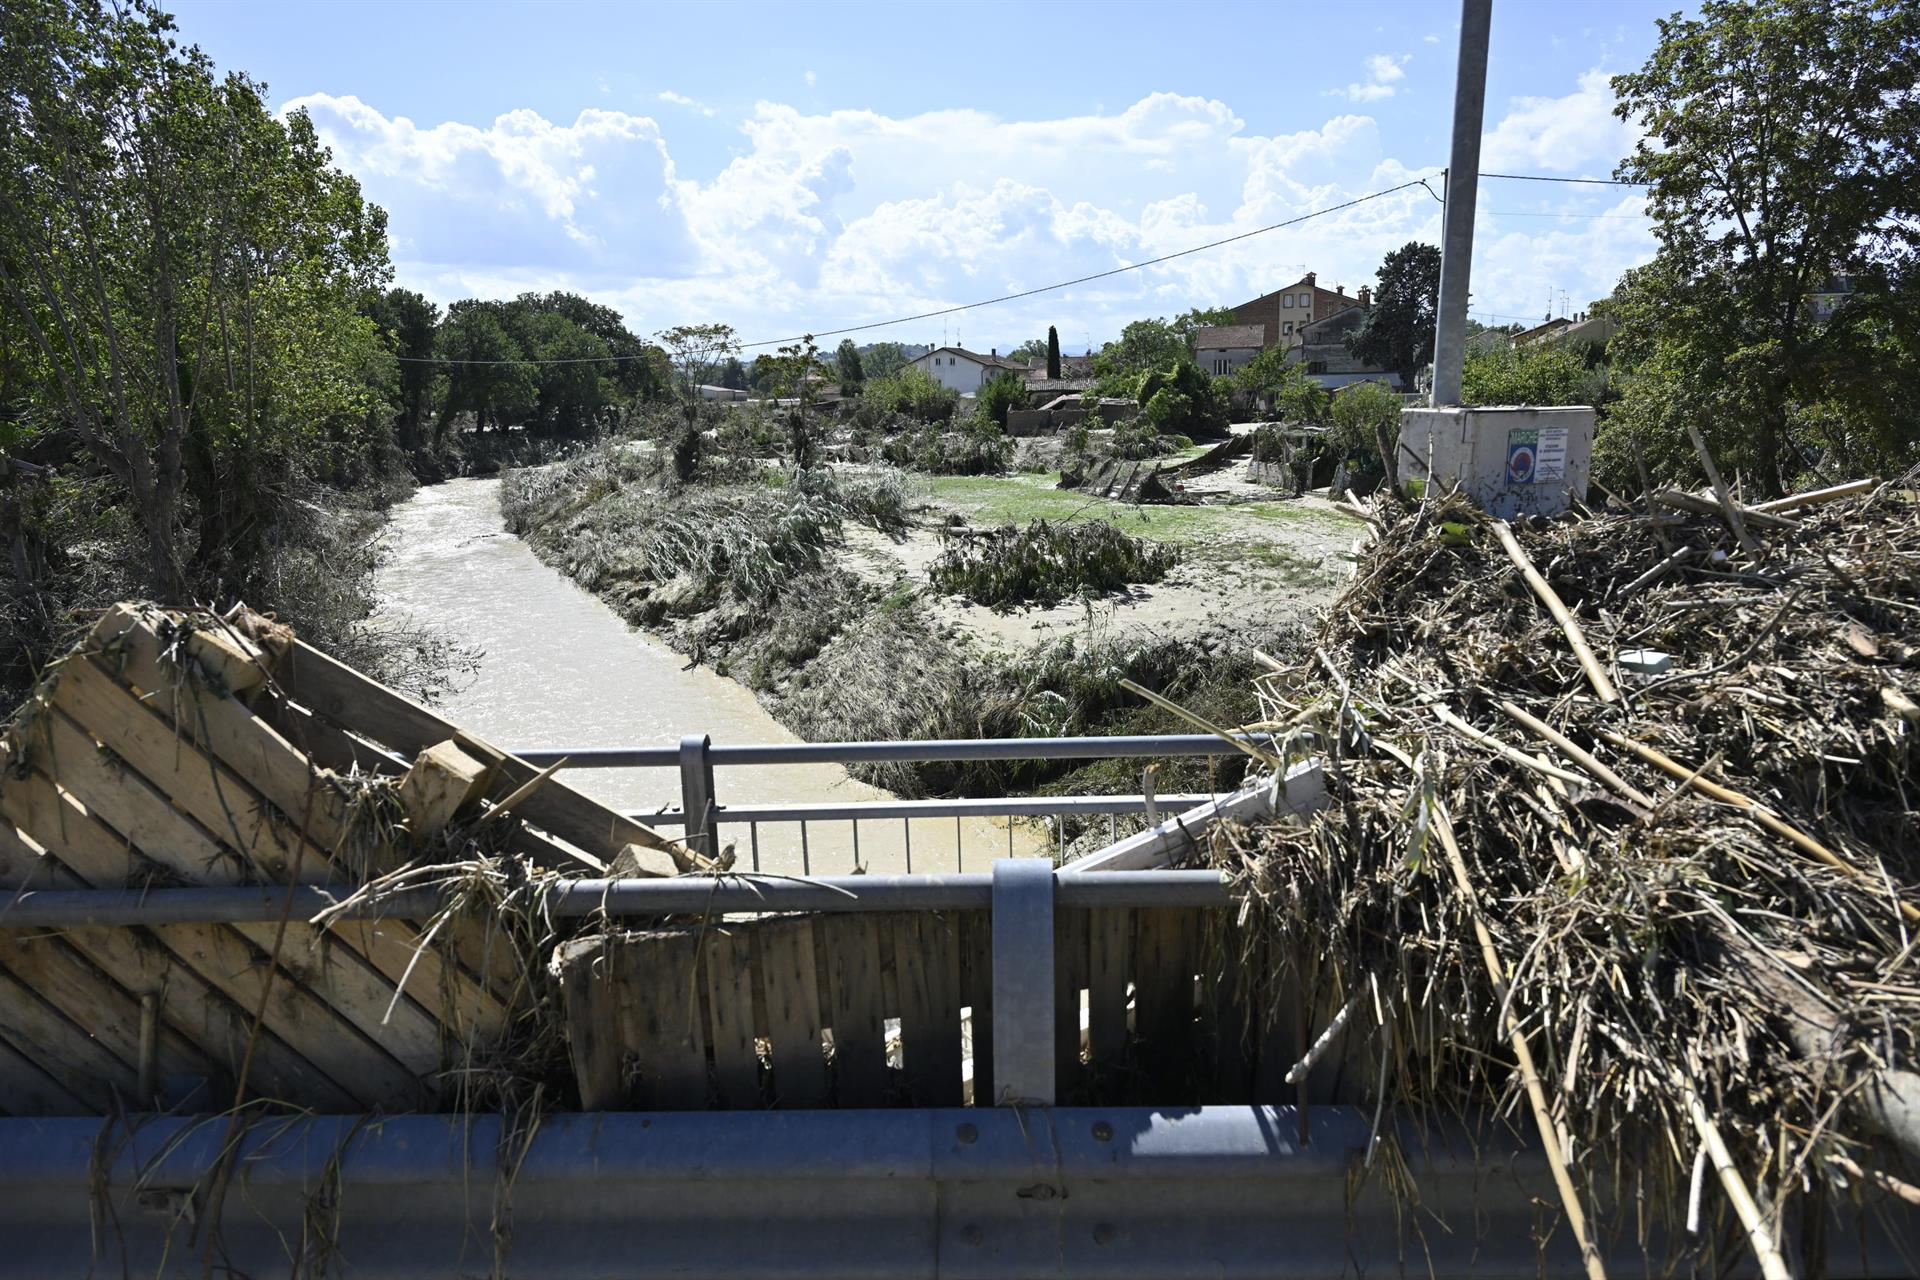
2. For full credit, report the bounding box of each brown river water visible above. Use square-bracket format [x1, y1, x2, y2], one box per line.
[373, 477, 1038, 874]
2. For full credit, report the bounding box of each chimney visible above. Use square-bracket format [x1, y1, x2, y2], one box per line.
[1359, 285, 1372, 308]
[1336, 284, 1346, 296]
[991, 348, 997, 359]
[1303, 271, 1317, 286]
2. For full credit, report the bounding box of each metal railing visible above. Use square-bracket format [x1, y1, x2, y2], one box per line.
[509, 732, 1272, 873]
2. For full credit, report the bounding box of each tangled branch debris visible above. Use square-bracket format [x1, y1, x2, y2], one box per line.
[1209, 474, 1920, 1272]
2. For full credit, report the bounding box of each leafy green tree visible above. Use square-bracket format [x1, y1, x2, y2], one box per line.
[657, 323, 739, 481]
[1006, 337, 1049, 362]
[1135, 362, 1226, 440]
[1346, 242, 1440, 389]
[859, 342, 911, 381]
[835, 338, 865, 394]
[1170, 306, 1236, 345]
[977, 371, 1029, 428]
[364, 288, 440, 450]
[772, 335, 823, 469]
[438, 301, 535, 435]
[718, 356, 748, 391]
[0, 0, 391, 597]
[863, 367, 957, 424]
[1046, 326, 1062, 380]
[1462, 342, 1603, 407]
[1609, 0, 1920, 491]
[1330, 381, 1403, 485]
[1092, 319, 1188, 390]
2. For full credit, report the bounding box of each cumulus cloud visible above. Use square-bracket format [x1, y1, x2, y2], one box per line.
[656, 90, 715, 117]
[1482, 68, 1639, 174]
[804, 70, 816, 87]
[285, 81, 1654, 346]
[1334, 53, 1409, 102]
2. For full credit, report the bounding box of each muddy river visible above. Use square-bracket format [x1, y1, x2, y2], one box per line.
[374, 477, 1033, 873]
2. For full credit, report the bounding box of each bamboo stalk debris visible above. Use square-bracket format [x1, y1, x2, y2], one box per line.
[1750, 478, 1873, 514]
[1686, 424, 1765, 560]
[1199, 476, 1918, 1277]
[1490, 520, 1620, 702]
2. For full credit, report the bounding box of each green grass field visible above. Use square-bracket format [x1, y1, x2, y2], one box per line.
[924, 473, 1357, 549]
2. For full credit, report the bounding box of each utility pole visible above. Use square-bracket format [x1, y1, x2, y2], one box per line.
[1429, 0, 1493, 406]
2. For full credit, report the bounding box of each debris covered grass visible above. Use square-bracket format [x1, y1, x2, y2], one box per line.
[928, 519, 1179, 610]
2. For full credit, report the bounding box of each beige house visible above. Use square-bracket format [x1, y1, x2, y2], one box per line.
[1227, 272, 1370, 350]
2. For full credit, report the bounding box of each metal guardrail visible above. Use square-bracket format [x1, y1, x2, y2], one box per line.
[508, 732, 1275, 873]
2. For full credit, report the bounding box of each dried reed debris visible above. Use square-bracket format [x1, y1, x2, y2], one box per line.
[1211, 473, 1920, 1271]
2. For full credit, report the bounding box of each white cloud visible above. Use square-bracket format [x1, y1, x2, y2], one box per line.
[656, 90, 716, 117]
[1334, 53, 1409, 102]
[1423, 33, 1440, 44]
[1482, 68, 1638, 173]
[804, 70, 817, 87]
[284, 84, 1654, 347]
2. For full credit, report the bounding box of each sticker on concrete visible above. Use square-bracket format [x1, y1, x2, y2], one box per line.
[1505, 428, 1538, 484]
[1535, 426, 1568, 483]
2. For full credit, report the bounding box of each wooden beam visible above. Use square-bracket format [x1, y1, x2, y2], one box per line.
[1491, 520, 1620, 703]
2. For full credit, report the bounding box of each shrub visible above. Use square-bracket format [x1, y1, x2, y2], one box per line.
[1135, 361, 1228, 439]
[928, 520, 1179, 610]
[861, 367, 959, 424]
[1328, 380, 1402, 462]
[977, 370, 1030, 428]
[1462, 342, 1604, 406]
[881, 420, 1013, 474]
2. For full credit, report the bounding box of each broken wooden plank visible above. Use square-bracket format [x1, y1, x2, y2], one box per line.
[1071, 761, 1325, 872]
[755, 917, 828, 1107]
[552, 937, 624, 1111]
[399, 740, 494, 841]
[1053, 905, 1088, 1098]
[891, 913, 962, 1107]
[822, 914, 888, 1106]
[610, 930, 708, 1110]
[0, 963, 137, 1113]
[703, 927, 760, 1109]
[0, 933, 209, 1094]
[272, 637, 680, 869]
[1086, 906, 1133, 1074]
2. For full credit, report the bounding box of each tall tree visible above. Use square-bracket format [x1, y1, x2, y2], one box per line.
[656, 323, 739, 480]
[1346, 242, 1441, 389]
[859, 342, 911, 381]
[1609, 0, 1920, 491]
[0, 0, 391, 598]
[834, 338, 865, 394]
[366, 288, 439, 450]
[1046, 326, 1061, 380]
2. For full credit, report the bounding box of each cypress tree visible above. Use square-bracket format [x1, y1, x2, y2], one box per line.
[1046, 326, 1061, 380]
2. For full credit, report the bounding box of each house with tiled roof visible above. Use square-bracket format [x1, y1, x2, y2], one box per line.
[1193, 324, 1266, 377]
[1227, 273, 1370, 350]
[904, 346, 1026, 394]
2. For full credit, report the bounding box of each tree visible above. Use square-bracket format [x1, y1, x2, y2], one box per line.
[1046, 326, 1061, 381]
[365, 288, 440, 450]
[1609, 0, 1920, 492]
[657, 323, 739, 480]
[772, 335, 822, 469]
[718, 356, 748, 391]
[1330, 382, 1403, 487]
[0, 0, 392, 598]
[1170, 306, 1236, 345]
[1006, 337, 1049, 362]
[1134, 362, 1226, 440]
[1093, 318, 1188, 389]
[834, 338, 865, 394]
[1462, 342, 1603, 407]
[977, 371, 1028, 429]
[860, 342, 911, 381]
[1346, 242, 1441, 389]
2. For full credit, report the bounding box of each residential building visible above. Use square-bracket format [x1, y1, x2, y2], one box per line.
[1293, 307, 1400, 391]
[1192, 324, 1265, 377]
[905, 346, 1026, 394]
[1227, 273, 1370, 350]
[1510, 317, 1571, 347]
[1810, 276, 1861, 323]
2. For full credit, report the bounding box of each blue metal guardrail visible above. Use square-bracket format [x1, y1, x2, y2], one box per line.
[7, 1107, 1911, 1277]
[509, 732, 1277, 872]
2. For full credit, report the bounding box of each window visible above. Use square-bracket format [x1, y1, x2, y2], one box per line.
[1299, 292, 1311, 307]
[1308, 361, 1327, 375]
[935, 357, 943, 365]
[1214, 357, 1229, 375]
[1282, 295, 1293, 309]
[1283, 321, 1292, 335]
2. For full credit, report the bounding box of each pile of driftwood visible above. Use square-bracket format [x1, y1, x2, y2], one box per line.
[1214, 470, 1919, 1276]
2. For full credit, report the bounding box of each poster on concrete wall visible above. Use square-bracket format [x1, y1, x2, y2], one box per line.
[1505, 428, 1538, 484]
[1534, 426, 1569, 482]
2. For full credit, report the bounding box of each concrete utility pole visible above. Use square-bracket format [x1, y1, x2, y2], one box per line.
[1430, 0, 1493, 406]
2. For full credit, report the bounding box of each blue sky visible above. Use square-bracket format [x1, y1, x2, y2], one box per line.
[169, 0, 1685, 353]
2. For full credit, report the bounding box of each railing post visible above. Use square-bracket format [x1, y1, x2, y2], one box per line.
[991, 858, 1055, 1106]
[679, 734, 716, 861]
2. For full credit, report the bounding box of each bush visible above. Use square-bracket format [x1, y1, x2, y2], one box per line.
[928, 520, 1179, 610]
[1462, 342, 1604, 406]
[881, 420, 1013, 474]
[1328, 380, 1402, 462]
[861, 367, 959, 425]
[1135, 361, 1228, 440]
[977, 370, 1030, 428]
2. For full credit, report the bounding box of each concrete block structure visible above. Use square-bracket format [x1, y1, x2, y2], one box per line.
[1398, 405, 1594, 519]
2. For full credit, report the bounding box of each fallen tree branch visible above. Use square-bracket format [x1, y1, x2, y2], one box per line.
[1490, 521, 1619, 703]
[1498, 701, 1654, 809]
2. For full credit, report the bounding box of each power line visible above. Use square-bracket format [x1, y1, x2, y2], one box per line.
[1481, 171, 1648, 187]
[394, 179, 1428, 366]
[389, 170, 1649, 368]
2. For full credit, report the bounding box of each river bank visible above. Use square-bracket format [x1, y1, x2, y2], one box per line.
[372, 476, 1034, 873]
[498, 441, 1355, 802]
